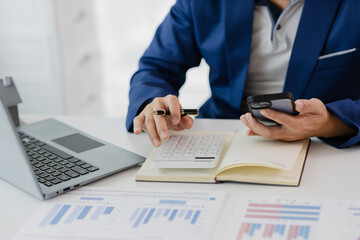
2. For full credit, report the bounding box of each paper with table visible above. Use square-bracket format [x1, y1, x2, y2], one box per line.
[136, 130, 310, 186]
[13, 187, 226, 240]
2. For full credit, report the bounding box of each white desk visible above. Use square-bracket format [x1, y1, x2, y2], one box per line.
[1, 116, 360, 240]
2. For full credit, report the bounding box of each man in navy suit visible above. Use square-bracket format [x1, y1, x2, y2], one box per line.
[126, 0, 360, 148]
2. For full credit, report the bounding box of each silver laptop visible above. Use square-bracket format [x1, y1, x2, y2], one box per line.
[0, 84, 144, 200]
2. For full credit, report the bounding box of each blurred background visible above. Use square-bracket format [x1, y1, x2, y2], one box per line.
[0, 0, 211, 119]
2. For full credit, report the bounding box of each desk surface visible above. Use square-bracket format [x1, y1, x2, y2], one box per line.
[1, 116, 360, 240]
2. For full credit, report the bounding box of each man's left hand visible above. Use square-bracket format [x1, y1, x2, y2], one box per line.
[240, 98, 356, 141]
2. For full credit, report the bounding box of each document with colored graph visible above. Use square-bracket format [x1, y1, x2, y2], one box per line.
[225, 196, 360, 240]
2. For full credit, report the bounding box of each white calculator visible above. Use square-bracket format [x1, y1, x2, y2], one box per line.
[151, 134, 227, 169]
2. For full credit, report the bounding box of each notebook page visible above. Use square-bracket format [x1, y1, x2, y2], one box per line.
[216, 129, 306, 175]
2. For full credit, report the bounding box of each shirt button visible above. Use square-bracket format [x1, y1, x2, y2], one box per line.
[276, 24, 282, 30]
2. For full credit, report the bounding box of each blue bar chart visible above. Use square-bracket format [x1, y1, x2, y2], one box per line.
[39, 204, 115, 226]
[130, 206, 201, 228]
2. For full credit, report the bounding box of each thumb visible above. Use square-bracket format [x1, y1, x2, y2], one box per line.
[295, 99, 323, 114]
[181, 115, 194, 129]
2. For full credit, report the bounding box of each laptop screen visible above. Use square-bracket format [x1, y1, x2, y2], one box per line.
[0, 94, 43, 199]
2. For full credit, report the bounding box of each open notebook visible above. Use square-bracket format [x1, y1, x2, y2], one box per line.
[136, 130, 310, 186]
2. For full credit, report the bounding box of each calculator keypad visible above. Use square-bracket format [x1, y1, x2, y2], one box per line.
[153, 134, 226, 168]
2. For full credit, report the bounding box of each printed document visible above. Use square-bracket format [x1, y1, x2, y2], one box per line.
[14, 187, 226, 240]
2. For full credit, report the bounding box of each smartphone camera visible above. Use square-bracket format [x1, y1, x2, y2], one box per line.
[250, 101, 272, 109]
[247, 92, 296, 127]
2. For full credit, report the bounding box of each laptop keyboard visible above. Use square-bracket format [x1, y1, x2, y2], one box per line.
[18, 131, 99, 187]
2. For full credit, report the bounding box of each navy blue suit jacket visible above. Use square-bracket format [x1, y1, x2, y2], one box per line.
[127, 0, 360, 148]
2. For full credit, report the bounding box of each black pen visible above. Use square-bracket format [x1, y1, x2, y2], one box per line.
[151, 109, 199, 116]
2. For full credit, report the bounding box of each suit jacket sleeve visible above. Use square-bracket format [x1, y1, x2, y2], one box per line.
[126, 0, 201, 131]
[320, 99, 360, 148]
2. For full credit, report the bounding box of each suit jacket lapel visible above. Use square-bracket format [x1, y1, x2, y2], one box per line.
[225, 0, 254, 107]
[283, 0, 341, 99]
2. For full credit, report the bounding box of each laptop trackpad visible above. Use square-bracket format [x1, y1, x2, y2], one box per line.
[52, 133, 104, 153]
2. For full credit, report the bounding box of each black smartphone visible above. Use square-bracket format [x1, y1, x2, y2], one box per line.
[247, 92, 296, 127]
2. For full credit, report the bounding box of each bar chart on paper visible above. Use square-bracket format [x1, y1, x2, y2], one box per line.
[237, 223, 311, 240]
[14, 187, 226, 240]
[226, 198, 323, 240]
[39, 203, 115, 227]
[237, 202, 320, 240]
[130, 204, 202, 229]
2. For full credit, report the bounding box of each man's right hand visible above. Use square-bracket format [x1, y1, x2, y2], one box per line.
[133, 95, 194, 147]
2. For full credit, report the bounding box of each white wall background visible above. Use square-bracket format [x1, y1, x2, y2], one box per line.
[0, 0, 211, 118]
[0, 0, 63, 114]
[94, 0, 211, 118]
